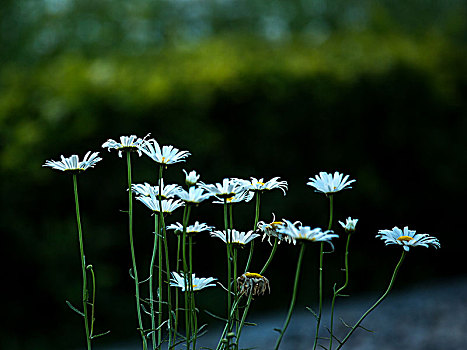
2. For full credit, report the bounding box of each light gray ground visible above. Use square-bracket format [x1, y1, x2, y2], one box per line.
[99, 276, 467, 350]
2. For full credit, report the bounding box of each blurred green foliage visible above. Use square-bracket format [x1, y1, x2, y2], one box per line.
[1, 0, 466, 349]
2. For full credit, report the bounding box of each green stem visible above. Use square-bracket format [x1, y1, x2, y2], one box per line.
[125, 152, 147, 350]
[189, 235, 197, 348]
[329, 232, 351, 350]
[215, 296, 244, 350]
[174, 233, 181, 345]
[87, 265, 96, 337]
[72, 174, 92, 350]
[224, 200, 232, 342]
[336, 251, 406, 350]
[260, 237, 278, 274]
[244, 193, 261, 273]
[313, 194, 333, 350]
[181, 205, 192, 349]
[274, 243, 306, 350]
[157, 213, 163, 347]
[149, 215, 159, 350]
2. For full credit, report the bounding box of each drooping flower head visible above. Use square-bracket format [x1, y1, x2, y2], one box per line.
[235, 177, 288, 196]
[167, 221, 214, 235]
[376, 226, 440, 252]
[175, 186, 212, 204]
[307, 171, 356, 194]
[256, 214, 295, 245]
[237, 272, 270, 296]
[211, 229, 260, 246]
[136, 195, 185, 214]
[140, 138, 190, 165]
[102, 134, 149, 157]
[43, 151, 102, 173]
[183, 169, 200, 187]
[278, 220, 338, 248]
[170, 272, 217, 292]
[199, 178, 248, 200]
[339, 217, 359, 232]
[132, 179, 182, 199]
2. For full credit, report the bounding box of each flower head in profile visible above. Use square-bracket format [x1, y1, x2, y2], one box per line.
[376, 226, 440, 252]
[170, 272, 217, 292]
[136, 195, 184, 214]
[237, 272, 270, 296]
[183, 169, 200, 187]
[235, 177, 288, 195]
[211, 229, 260, 246]
[307, 171, 356, 194]
[43, 151, 102, 173]
[339, 217, 359, 232]
[102, 135, 149, 157]
[212, 191, 254, 205]
[132, 179, 182, 199]
[167, 221, 214, 235]
[140, 138, 190, 165]
[256, 214, 295, 245]
[175, 186, 212, 204]
[199, 178, 248, 199]
[278, 220, 338, 247]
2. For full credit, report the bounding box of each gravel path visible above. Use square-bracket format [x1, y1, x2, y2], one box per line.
[99, 276, 467, 350]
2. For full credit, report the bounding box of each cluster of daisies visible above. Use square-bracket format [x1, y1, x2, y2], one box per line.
[43, 134, 441, 293]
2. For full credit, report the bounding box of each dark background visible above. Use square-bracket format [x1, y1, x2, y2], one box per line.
[1, 0, 466, 349]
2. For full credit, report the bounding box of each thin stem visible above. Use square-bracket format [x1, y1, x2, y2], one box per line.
[87, 265, 96, 337]
[224, 200, 232, 341]
[157, 213, 163, 347]
[260, 237, 279, 274]
[181, 205, 192, 349]
[313, 195, 333, 350]
[274, 243, 306, 350]
[215, 296, 244, 350]
[125, 152, 147, 350]
[173, 233, 181, 345]
[72, 174, 92, 350]
[149, 215, 159, 350]
[244, 192, 261, 273]
[336, 251, 406, 350]
[189, 235, 197, 348]
[329, 232, 352, 350]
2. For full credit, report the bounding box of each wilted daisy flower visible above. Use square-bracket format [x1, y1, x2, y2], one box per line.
[235, 177, 288, 195]
[376, 226, 440, 252]
[199, 178, 248, 199]
[167, 221, 214, 235]
[211, 229, 260, 246]
[339, 217, 359, 232]
[170, 272, 217, 292]
[278, 220, 338, 247]
[102, 135, 148, 157]
[212, 190, 254, 204]
[43, 151, 102, 173]
[256, 214, 295, 245]
[307, 171, 356, 194]
[237, 272, 270, 296]
[175, 186, 212, 204]
[140, 138, 190, 165]
[183, 169, 200, 187]
[136, 195, 184, 214]
[132, 179, 182, 199]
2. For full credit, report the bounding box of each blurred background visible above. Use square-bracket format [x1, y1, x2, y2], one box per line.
[1, 0, 466, 349]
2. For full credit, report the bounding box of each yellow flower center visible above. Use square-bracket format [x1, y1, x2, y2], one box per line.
[397, 236, 414, 242]
[192, 284, 197, 288]
[161, 156, 166, 163]
[257, 182, 265, 186]
[226, 196, 234, 203]
[245, 272, 263, 278]
[270, 221, 284, 228]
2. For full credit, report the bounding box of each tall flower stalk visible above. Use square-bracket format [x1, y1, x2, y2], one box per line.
[126, 152, 148, 350]
[73, 174, 92, 350]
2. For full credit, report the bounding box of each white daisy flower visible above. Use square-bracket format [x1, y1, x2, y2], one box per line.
[376, 226, 440, 252]
[212, 190, 254, 204]
[102, 134, 149, 157]
[43, 151, 102, 173]
[210, 229, 260, 246]
[339, 217, 359, 232]
[140, 138, 190, 165]
[132, 179, 182, 199]
[307, 171, 356, 194]
[167, 221, 214, 235]
[256, 214, 295, 245]
[175, 186, 212, 204]
[235, 177, 288, 195]
[170, 272, 217, 292]
[278, 220, 338, 247]
[183, 169, 200, 187]
[136, 195, 185, 213]
[199, 178, 248, 199]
